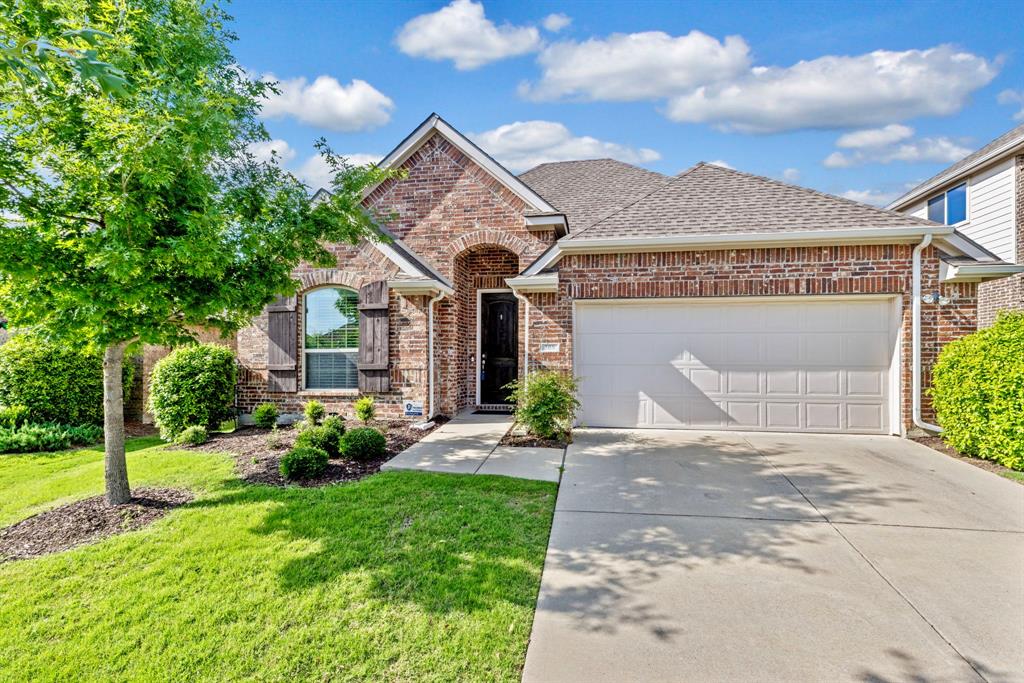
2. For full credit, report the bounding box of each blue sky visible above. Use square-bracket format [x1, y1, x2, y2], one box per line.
[231, 0, 1024, 205]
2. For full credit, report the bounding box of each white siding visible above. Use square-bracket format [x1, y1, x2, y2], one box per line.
[906, 199, 927, 221]
[963, 158, 1016, 262]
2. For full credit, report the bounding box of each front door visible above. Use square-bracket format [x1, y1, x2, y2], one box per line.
[479, 291, 518, 404]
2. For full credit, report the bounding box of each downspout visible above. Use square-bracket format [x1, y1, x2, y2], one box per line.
[427, 290, 447, 420]
[511, 289, 530, 381]
[911, 233, 942, 434]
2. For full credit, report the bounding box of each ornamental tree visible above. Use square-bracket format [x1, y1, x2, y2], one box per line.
[0, 0, 398, 504]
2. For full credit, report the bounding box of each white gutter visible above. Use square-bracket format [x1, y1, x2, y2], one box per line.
[939, 262, 1024, 283]
[510, 289, 530, 382]
[427, 290, 447, 419]
[911, 233, 942, 434]
[505, 273, 558, 292]
[387, 278, 455, 296]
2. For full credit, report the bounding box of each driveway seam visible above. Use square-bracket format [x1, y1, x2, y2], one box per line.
[742, 436, 991, 683]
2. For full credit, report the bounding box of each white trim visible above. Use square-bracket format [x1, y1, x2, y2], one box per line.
[522, 245, 561, 276]
[374, 239, 430, 279]
[940, 231, 1002, 261]
[505, 273, 559, 293]
[889, 136, 1024, 210]
[912, 235, 942, 433]
[368, 114, 558, 214]
[475, 288, 514, 406]
[573, 293, 901, 306]
[387, 278, 455, 296]
[939, 262, 1024, 282]
[525, 214, 568, 234]
[889, 296, 904, 437]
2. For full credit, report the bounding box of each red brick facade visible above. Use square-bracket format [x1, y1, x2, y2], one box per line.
[977, 153, 1024, 327]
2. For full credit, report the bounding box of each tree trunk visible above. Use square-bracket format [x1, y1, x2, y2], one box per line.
[103, 342, 131, 505]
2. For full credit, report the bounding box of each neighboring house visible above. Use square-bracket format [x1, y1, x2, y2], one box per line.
[889, 124, 1024, 327]
[233, 113, 1021, 435]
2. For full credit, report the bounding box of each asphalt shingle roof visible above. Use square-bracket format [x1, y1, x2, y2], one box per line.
[518, 159, 670, 232]
[560, 163, 935, 241]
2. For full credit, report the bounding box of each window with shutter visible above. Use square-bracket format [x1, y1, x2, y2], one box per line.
[266, 295, 297, 393]
[358, 281, 390, 393]
[303, 288, 360, 389]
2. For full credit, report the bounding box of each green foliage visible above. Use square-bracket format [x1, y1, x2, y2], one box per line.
[252, 403, 279, 429]
[0, 422, 103, 454]
[354, 396, 376, 424]
[294, 425, 340, 458]
[930, 312, 1024, 471]
[0, 404, 29, 429]
[174, 425, 208, 447]
[303, 400, 326, 426]
[505, 371, 581, 440]
[148, 344, 237, 439]
[0, 333, 132, 425]
[322, 415, 346, 442]
[279, 446, 328, 480]
[340, 427, 386, 461]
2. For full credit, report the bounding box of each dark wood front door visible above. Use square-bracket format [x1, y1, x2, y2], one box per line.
[480, 292, 518, 404]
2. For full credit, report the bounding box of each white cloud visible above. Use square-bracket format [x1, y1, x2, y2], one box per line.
[397, 0, 541, 70]
[294, 153, 383, 190]
[248, 139, 297, 165]
[707, 159, 733, 169]
[542, 13, 572, 32]
[469, 120, 660, 172]
[840, 189, 903, 206]
[260, 75, 394, 132]
[782, 168, 801, 182]
[665, 46, 997, 133]
[998, 89, 1024, 120]
[521, 30, 750, 101]
[836, 124, 913, 149]
[824, 126, 971, 168]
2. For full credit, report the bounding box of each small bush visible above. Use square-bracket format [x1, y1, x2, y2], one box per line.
[280, 446, 328, 480]
[0, 422, 104, 454]
[252, 403, 279, 429]
[322, 415, 346, 442]
[304, 400, 326, 426]
[0, 333, 133, 425]
[174, 425, 209, 446]
[148, 344, 237, 440]
[505, 371, 580, 440]
[354, 396, 375, 424]
[931, 311, 1024, 471]
[340, 426, 386, 461]
[0, 404, 30, 429]
[295, 425, 340, 458]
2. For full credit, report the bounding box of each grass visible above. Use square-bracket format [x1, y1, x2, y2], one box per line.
[1000, 469, 1024, 483]
[0, 439, 557, 681]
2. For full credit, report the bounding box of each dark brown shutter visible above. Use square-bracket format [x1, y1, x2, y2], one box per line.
[267, 295, 297, 393]
[357, 281, 390, 393]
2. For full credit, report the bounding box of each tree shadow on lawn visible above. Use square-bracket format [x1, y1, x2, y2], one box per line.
[190, 470, 558, 615]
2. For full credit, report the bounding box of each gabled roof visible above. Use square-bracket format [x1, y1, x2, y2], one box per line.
[365, 113, 560, 216]
[888, 123, 1024, 210]
[565, 162, 936, 241]
[518, 159, 670, 231]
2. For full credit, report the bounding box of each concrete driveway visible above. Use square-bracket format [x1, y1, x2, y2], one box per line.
[523, 430, 1024, 683]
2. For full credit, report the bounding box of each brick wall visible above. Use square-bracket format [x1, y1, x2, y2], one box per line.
[977, 153, 1024, 327]
[524, 244, 977, 431]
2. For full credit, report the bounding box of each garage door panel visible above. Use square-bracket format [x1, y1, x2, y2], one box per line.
[576, 298, 896, 434]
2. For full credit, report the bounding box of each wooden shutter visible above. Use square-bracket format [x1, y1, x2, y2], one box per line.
[266, 295, 297, 393]
[357, 281, 390, 393]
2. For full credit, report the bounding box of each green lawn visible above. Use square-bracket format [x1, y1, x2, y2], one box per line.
[0, 440, 557, 681]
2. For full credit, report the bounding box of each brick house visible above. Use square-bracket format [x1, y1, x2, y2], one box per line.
[230, 113, 1021, 435]
[889, 123, 1024, 327]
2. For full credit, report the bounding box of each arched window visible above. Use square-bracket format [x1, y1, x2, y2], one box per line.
[304, 287, 359, 389]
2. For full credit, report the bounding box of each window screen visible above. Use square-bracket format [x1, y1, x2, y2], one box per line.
[304, 288, 359, 389]
[927, 194, 945, 223]
[946, 183, 967, 224]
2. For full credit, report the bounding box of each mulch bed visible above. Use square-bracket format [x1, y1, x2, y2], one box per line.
[912, 435, 1023, 485]
[191, 417, 448, 487]
[0, 488, 193, 562]
[124, 420, 160, 438]
[499, 424, 570, 449]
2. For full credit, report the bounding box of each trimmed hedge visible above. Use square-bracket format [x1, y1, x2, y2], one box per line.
[339, 427, 386, 461]
[930, 311, 1024, 471]
[0, 422, 104, 454]
[295, 424, 341, 458]
[0, 333, 134, 425]
[280, 446, 328, 480]
[149, 344, 237, 439]
[252, 403, 279, 429]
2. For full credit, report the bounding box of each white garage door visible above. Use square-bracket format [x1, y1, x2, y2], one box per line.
[575, 297, 898, 434]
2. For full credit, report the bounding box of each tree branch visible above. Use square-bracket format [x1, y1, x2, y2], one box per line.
[1, 178, 105, 229]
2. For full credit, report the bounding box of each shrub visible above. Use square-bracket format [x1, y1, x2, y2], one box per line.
[0, 422, 104, 454]
[354, 396, 375, 424]
[931, 311, 1024, 471]
[148, 344, 237, 440]
[339, 426, 386, 461]
[505, 371, 581, 440]
[0, 333, 133, 425]
[295, 425, 340, 458]
[252, 403, 279, 429]
[174, 425, 209, 446]
[322, 415, 346, 442]
[304, 400, 326, 426]
[280, 446, 328, 480]
[0, 404, 30, 429]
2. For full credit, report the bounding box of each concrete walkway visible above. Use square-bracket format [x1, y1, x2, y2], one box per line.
[524, 429, 1024, 682]
[381, 411, 564, 482]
